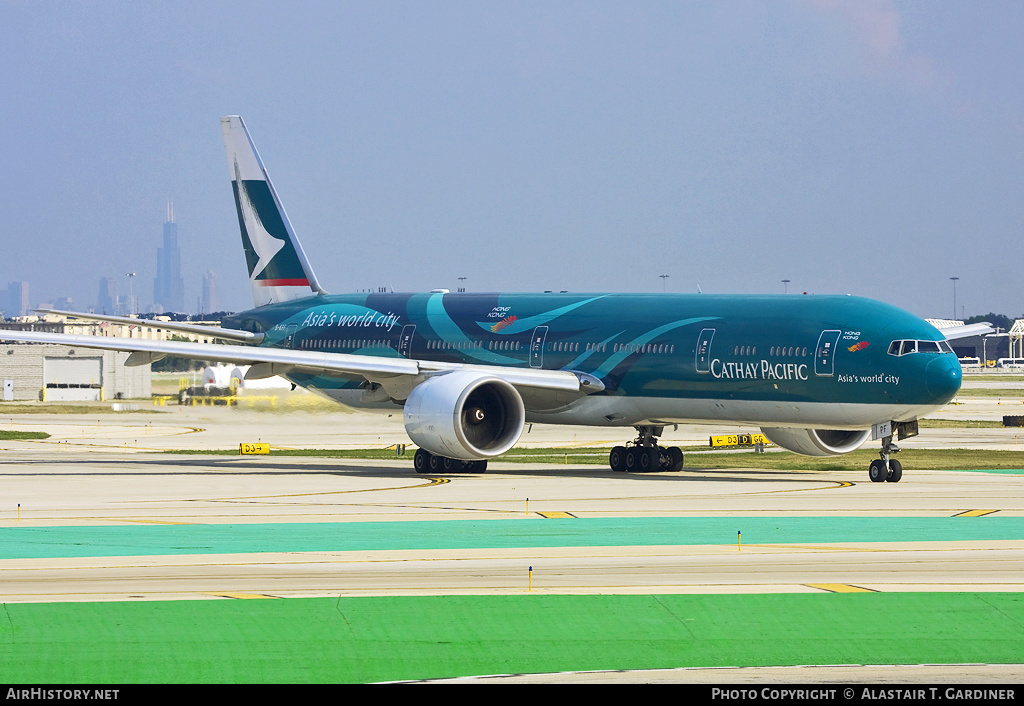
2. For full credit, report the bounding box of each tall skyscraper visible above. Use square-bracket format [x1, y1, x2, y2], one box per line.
[7, 281, 29, 317]
[201, 270, 219, 315]
[97, 277, 118, 314]
[153, 202, 185, 313]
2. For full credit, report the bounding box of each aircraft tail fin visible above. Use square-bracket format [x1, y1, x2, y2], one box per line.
[221, 115, 326, 307]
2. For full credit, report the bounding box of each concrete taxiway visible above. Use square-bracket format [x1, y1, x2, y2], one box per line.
[1, 394, 1022, 682]
[1, 441, 1022, 603]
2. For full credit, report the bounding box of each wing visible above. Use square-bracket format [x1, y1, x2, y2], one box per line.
[0, 329, 592, 401]
[936, 322, 994, 340]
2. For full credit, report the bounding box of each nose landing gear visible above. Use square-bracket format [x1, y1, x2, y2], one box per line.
[869, 431, 903, 483]
[609, 425, 684, 472]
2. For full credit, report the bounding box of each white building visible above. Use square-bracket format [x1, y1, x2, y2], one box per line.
[0, 343, 150, 401]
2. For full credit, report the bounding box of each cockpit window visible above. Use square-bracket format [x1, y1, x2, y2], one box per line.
[888, 339, 952, 356]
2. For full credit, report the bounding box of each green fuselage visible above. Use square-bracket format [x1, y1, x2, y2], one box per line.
[222, 291, 961, 429]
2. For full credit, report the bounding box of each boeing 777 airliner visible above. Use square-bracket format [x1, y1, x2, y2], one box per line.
[5, 116, 973, 482]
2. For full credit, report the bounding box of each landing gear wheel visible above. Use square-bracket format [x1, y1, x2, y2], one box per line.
[428, 454, 441, 472]
[873, 429, 904, 484]
[469, 460, 488, 473]
[887, 459, 902, 483]
[667, 446, 684, 471]
[869, 459, 888, 483]
[624, 448, 638, 472]
[609, 446, 627, 472]
[626, 447, 656, 472]
[413, 448, 432, 474]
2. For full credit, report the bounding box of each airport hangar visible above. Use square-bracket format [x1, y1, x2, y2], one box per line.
[0, 317, 175, 402]
[0, 343, 150, 402]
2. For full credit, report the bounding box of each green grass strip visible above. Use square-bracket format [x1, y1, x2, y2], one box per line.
[4, 517, 1024, 559]
[1, 593, 1022, 683]
[0, 430, 49, 440]
[918, 418, 1006, 428]
[955, 388, 1024, 397]
[0, 404, 156, 415]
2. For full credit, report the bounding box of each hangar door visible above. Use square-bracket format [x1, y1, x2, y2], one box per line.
[43, 356, 103, 401]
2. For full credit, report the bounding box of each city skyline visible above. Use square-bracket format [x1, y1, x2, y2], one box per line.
[1, 205, 231, 317]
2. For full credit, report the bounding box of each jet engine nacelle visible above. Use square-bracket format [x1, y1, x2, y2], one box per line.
[760, 427, 872, 457]
[404, 372, 526, 460]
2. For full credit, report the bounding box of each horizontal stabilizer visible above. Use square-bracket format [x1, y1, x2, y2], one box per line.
[35, 309, 263, 344]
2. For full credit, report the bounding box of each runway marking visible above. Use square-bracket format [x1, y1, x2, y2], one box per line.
[203, 592, 279, 599]
[538, 512, 576, 519]
[744, 544, 892, 552]
[805, 584, 876, 593]
[95, 517, 195, 525]
[954, 510, 999, 517]
[743, 480, 855, 495]
[21, 426, 208, 451]
[197, 476, 451, 503]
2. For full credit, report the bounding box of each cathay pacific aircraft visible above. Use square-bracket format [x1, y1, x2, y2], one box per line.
[6, 116, 977, 482]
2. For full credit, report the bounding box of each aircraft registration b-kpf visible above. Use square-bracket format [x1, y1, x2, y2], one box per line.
[6, 116, 980, 482]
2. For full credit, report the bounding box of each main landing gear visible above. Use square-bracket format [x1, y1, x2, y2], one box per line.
[868, 433, 902, 483]
[609, 425, 684, 472]
[413, 448, 487, 474]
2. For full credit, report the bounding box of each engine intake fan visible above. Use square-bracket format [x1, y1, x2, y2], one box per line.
[404, 372, 526, 460]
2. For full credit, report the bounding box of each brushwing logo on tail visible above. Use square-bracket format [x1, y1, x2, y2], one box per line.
[231, 158, 309, 286]
[234, 159, 285, 281]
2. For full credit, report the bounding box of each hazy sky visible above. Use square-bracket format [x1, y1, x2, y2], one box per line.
[1, 1, 1022, 318]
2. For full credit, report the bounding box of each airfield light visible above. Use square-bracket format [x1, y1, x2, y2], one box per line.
[950, 277, 959, 321]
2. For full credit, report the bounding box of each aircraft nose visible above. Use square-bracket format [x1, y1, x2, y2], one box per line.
[926, 355, 962, 402]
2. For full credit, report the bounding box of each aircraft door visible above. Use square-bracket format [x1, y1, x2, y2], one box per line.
[695, 328, 715, 374]
[530, 326, 549, 368]
[397, 324, 416, 358]
[815, 330, 842, 376]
